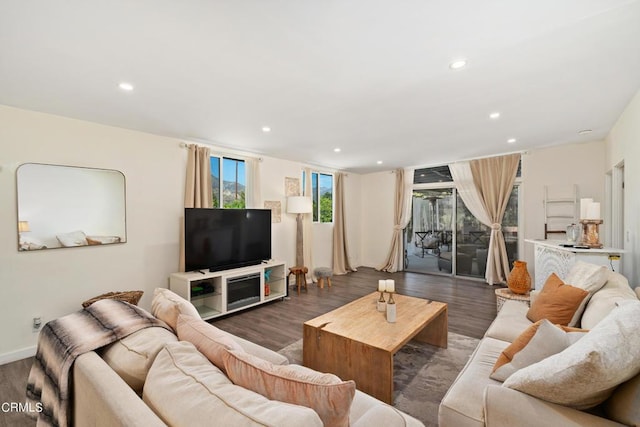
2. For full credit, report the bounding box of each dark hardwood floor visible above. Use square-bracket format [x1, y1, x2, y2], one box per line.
[212, 267, 498, 350]
[0, 267, 499, 427]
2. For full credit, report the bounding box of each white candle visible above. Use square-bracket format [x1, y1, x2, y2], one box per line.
[378, 280, 386, 292]
[580, 198, 593, 219]
[586, 202, 601, 220]
[385, 279, 395, 293]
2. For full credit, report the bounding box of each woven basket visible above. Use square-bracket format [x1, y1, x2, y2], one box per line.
[82, 290, 144, 308]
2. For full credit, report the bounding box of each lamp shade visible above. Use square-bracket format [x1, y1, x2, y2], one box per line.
[287, 196, 312, 214]
[18, 221, 30, 232]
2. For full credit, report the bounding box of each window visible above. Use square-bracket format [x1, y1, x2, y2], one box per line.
[304, 171, 333, 223]
[210, 156, 246, 208]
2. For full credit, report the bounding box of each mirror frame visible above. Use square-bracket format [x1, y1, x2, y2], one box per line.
[16, 163, 127, 251]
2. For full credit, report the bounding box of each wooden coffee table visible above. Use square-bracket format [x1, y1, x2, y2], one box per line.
[303, 292, 447, 404]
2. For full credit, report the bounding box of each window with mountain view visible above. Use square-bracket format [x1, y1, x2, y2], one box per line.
[210, 156, 246, 208]
[311, 172, 333, 223]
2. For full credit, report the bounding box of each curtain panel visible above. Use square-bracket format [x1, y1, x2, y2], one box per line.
[449, 153, 520, 284]
[379, 168, 415, 273]
[332, 172, 356, 275]
[180, 144, 212, 271]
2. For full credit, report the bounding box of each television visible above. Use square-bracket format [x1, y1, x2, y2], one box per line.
[184, 208, 272, 272]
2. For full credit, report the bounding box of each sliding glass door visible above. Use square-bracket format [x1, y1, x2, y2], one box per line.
[405, 189, 454, 275]
[406, 185, 519, 280]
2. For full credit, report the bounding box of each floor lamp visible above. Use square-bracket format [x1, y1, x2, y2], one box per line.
[287, 196, 312, 267]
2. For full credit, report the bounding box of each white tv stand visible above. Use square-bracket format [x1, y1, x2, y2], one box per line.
[169, 260, 286, 320]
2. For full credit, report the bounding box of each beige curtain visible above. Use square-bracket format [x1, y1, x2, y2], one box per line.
[379, 168, 415, 273]
[303, 167, 314, 281]
[180, 144, 212, 271]
[332, 172, 356, 275]
[449, 153, 520, 284]
[245, 157, 261, 209]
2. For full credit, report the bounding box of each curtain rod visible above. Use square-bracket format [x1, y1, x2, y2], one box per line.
[179, 142, 263, 162]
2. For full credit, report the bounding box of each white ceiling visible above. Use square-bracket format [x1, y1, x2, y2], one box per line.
[1, 1, 640, 173]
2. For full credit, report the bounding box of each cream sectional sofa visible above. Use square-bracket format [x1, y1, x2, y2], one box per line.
[439, 266, 640, 427]
[71, 289, 424, 427]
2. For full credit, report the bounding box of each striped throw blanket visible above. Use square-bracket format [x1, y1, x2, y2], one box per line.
[26, 299, 170, 427]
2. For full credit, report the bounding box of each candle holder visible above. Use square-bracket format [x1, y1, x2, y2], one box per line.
[377, 291, 386, 312]
[580, 219, 603, 248]
[386, 291, 396, 323]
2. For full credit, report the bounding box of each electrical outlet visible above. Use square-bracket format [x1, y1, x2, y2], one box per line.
[32, 317, 42, 332]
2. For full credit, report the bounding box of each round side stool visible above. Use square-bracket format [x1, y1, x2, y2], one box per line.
[288, 266, 308, 295]
[314, 267, 333, 289]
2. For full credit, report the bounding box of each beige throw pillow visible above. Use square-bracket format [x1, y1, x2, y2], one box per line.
[563, 261, 609, 326]
[223, 350, 356, 427]
[151, 288, 200, 331]
[100, 327, 177, 393]
[176, 314, 244, 371]
[491, 320, 587, 382]
[144, 342, 323, 427]
[504, 300, 640, 409]
[526, 273, 589, 325]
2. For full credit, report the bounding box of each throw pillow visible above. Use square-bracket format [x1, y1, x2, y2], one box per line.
[151, 288, 200, 331]
[176, 314, 244, 371]
[223, 350, 356, 427]
[563, 261, 609, 326]
[491, 319, 587, 382]
[504, 300, 640, 409]
[56, 230, 89, 247]
[99, 326, 178, 393]
[526, 273, 589, 325]
[581, 270, 638, 329]
[144, 341, 323, 427]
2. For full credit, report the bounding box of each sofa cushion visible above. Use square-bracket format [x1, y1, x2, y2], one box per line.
[99, 326, 177, 393]
[605, 373, 640, 426]
[526, 273, 589, 326]
[504, 300, 640, 409]
[349, 390, 424, 427]
[581, 271, 638, 329]
[223, 349, 355, 427]
[563, 261, 609, 326]
[176, 314, 244, 371]
[439, 337, 508, 427]
[491, 320, 587, 382]
[143, 341, 323, 427]
[151, 288, 200, 331]
[484, 300, 532, 343]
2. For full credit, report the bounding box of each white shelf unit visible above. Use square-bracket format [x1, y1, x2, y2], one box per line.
[169, 260, 286, 321]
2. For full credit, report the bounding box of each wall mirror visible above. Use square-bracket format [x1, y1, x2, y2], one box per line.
[16, 163, 127, 251]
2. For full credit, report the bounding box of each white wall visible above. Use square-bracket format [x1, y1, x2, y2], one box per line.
[0, 105, 354, 362]
[606, 89, 640, 285]
[521, 141, 607, 279]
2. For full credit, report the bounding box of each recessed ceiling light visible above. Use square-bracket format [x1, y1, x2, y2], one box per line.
[449, 59, 467, 70]
[489, 112, 501, 119]
[578, 129, 593, 135]
[377, 160, 383, 165]
[507, 138, 517, 144]
[261, 126, 271, 133]
[118, 82, 134, 91]
[334, 148, 341, 153]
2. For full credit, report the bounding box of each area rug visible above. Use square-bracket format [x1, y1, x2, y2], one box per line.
[277, 332, 479, 427]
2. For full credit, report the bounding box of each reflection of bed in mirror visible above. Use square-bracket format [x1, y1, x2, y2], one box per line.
[16, 163, 126, 251]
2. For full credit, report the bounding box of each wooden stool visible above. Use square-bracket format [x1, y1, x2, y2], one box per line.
[288, 266, 308, 295]
[314, 267, 333, 289]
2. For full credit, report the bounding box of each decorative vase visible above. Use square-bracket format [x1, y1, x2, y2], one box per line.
[507, 261, 531, 295]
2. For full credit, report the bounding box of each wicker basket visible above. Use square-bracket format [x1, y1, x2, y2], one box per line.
[82, 290, 144, 308]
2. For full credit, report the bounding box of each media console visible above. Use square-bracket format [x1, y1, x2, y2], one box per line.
[169, 260, 286, 320]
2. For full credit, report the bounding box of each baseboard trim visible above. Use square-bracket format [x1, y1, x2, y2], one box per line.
[0, 346, 36, 365]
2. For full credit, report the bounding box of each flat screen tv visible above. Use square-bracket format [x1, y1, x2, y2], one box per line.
[184, 208, 272, 272]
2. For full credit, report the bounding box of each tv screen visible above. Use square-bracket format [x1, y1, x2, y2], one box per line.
[184, 208, 272, 272]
